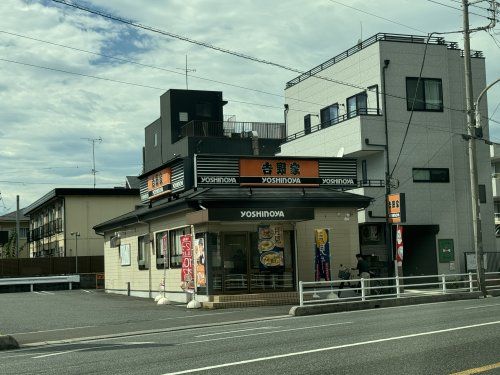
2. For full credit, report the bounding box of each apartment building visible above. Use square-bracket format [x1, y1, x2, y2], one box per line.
[0, 210, 29, 258]
[25, 188, 139, 258]
[279, 33, 495, 276]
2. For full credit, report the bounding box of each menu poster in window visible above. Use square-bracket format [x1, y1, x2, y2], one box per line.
[194, 237, 206, 288]
[258, 225, 284, 270]
[180, 234, 194, 289]
[120, 244, 131, 266]
[314, 229, 331, 281]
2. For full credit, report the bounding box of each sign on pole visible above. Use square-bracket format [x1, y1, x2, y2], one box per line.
[387, 193, 406, 224]
[396, 225, 404, 266]
[180, 234, 194, 291]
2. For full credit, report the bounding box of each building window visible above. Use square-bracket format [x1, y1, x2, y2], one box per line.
[138, 235, 150, 270]
[346, 92, 367, 118]
[367, 84, 379, 113]
[169, 228, 189, 268]
[361, 160, 367, 183]
[154, 227, 190, 269]
[19, 228, 28, 238]
[406, 77, 443, 111]
[412, 168, 449, 183]
[304, 114, 312, 135]
[478, 184, 486, 204]
[320, 104, 339, 128]
[155, 231, 168, 269]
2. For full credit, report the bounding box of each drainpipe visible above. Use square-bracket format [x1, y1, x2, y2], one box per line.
[284, 104, 289, 138]
[382, 59, 395, 278]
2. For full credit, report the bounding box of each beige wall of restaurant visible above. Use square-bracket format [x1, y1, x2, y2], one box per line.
[295, 207, 360, 282]
[104, 211, 190, 299]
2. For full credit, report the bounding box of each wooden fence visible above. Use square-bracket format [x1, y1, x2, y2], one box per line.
[0, 256, 104, 277]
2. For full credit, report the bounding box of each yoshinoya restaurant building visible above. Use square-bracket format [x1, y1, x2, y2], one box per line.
[94, 154, 371, 304]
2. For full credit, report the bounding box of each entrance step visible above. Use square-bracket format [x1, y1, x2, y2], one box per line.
[202, 297, 296, 309]
[203, 292, 299, 308]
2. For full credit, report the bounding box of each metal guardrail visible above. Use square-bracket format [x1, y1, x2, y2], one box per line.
[486, 271, 500, 292]
[298, 273, 479, 306]
[0, 275, 80, 292]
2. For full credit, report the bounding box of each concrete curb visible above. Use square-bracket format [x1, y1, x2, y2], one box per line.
[489, 290, 500, 297]
[0, 335, 19, 350]
[289, 292, 483, 316]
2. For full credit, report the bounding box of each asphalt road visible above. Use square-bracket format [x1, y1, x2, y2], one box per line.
[1, 297, 499, 374]
[0, 290, 291, 344]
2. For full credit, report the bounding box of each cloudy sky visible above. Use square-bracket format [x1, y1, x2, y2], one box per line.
[1, 0, 499, 214]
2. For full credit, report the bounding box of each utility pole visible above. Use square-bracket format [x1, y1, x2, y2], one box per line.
[462, 0, 496, 296]
[15, 195, 20, 258]
[82, 137, 102, 188]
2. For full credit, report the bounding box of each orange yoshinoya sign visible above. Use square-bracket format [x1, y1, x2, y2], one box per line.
[387, 193, 406, 224]
[239, 158, 320, 187]
[147, 167, 172, 200]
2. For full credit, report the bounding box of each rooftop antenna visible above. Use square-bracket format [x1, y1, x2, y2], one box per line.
[82, 137, 103, 188]
[176, 55, 196, 90]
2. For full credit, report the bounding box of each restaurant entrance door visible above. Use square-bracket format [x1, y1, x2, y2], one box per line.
[221, 232, 249, 293]
[213, 231, 295, 294]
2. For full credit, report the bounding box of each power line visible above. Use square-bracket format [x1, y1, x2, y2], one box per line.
[390, 33, 435, 176]
[424, 0, 491, 18]
[0, 30, 291, 103]
[326, 0, 426, 33]
[47, 1, 475, 116]
[49, 0, 363, 92]
[0, 57, 311, 113]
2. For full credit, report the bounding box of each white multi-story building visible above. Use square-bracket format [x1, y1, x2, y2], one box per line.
[280, 33, 495, 276]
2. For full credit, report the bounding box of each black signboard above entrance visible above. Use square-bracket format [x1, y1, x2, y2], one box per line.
[208, 208, 315, 221]
[195, 155, 357, 189]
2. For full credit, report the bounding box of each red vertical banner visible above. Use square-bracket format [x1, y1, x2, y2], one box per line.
[396, 225, 404, 266]
[180, 235, 194, 289]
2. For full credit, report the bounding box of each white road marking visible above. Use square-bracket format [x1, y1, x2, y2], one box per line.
[39, 291, 55, 295]
[10, 325, 96, 335]
[32, 342, 153, 359]
[82, 290, 92, 293]
[158, 311, 236, 321]
[465, 303, 500, 310]
[162, 320, 500, 375]
[178, 322, 353, 345]
[195, 326, 279, 338]
[32, 291, 42, 294]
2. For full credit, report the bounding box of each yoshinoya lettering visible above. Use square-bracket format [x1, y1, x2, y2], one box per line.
[199, 176, 237, 184]
[321, 178, 356, 185]
[261, 177, 301, 184]
[172, 180, 184, 189]
[240, 210, 285, 218]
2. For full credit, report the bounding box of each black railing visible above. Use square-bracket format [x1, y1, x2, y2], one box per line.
[284, 108, 381, 143]
[28, 218, 63, 242]
[286, 33, 483, 88]
[180, 120, 285, 140]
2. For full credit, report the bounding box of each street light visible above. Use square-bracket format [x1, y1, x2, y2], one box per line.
[70, 232, 80, 274]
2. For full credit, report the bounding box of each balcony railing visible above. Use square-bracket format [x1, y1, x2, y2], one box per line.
[286, 32, 483, 88]
[284, 108, 381, 143]
[180, 120, 285, 140]
[28, 218, 63, 242]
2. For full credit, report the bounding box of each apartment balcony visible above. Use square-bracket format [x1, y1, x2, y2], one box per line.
[180, 120, 285, 140]
[28, 218, 63, 243]
[281, 109, 385, 158]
